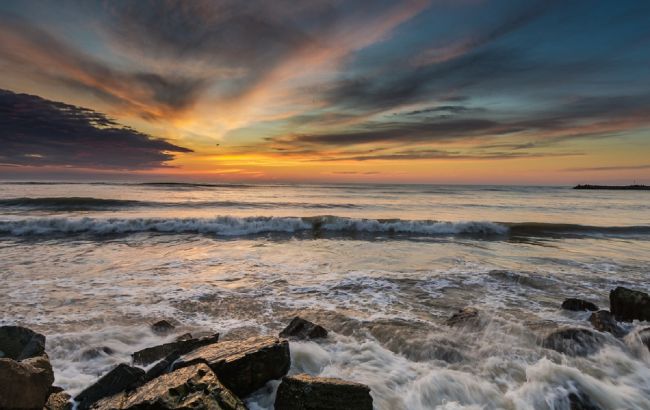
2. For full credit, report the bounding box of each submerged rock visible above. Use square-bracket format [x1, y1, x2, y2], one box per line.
[589, 310, 627, 338]
[75, 363, 145, 409]
[568, 392, 602, 410]
[0, 354, 55, 409]
[0, 325, 54, 409]
[446, 307, 481, 327]
[46, 387, 73, 410]
[151, 320, 175, 335]
[638, 327, 650, 351]
[91, 363, 246, 410]
[274, 373, 373, 410]
[175, 332, 193, 341]
[173, 335, 290, 397]
[132, 332, 219, 365]
[81, 346, 115, 361]
[561, 298, 598, 312]
[280, 317, 328, 340]
[0, 325, 46, 360]
[610, 287, 650, 322]
[541, 328, 606, 356]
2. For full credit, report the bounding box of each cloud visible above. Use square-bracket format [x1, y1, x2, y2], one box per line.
[565, 164, 650, 172]
[0, 89, 191, 169]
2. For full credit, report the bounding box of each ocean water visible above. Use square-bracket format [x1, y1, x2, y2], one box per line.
[1, 182, 649, 409]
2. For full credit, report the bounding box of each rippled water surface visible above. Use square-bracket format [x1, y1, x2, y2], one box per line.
[1, 182, 649, 409]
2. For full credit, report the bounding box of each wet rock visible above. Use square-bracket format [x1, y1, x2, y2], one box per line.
[610, 286, 650, 322]
[143, 351, 181, 383]
[541, 328, 606, 356]
[91, 363, 246, 410]
[638, 327, 650, 351]
[81, 346, 115, 361]
[561, 298, 598, 312]
[589, 310, 627, 338]
[151, 320, 175, 335]
[46, 387, 73, 410]
[446, 307, 481, 327]
[173, 335, 290, 397]
[0, 354, 55, 409]
[280, 317, 328, 340]
[275, 373, 373, 410]
[568, 392, 601, 410]
[132, 332, 219, 366]
[75, 363, 145, 409]
[175, 332, 193, 341]
[0, 325, 46, 360]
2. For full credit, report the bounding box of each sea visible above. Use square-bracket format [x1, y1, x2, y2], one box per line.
[0, 182, 649, 409]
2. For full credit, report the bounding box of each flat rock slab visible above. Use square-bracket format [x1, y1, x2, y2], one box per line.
[75, 363, 145, 409]
[275, 373, 373, 410]
[173, 336, 290, 397]
[0, 325, 46, 360]
[132, 333, 219, 366]
[610, 287, 650, 322]
[280, 317, 328, 340]
[0, 354, 55, 409]
[91, 363, 247, 410]
[542, 328, 606, 356]
[561, 298, 598, 312]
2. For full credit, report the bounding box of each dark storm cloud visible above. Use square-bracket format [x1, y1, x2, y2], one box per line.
[0, 89, 191, 169]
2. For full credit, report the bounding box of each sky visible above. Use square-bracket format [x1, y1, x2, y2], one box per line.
[1, 0, 649, 184]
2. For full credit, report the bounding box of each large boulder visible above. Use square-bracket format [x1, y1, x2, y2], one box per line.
[132, 332, 219, 365]
[541, 328, 606, 356]
[0, 325, 54, 409]
[75, 363, 145, 409]
[280, 317, 328, 340]
[610, 287, 650, 322]
[561, 298, 598, 312]
[173, 335, 290, 397]
[589, 310, 627, 338]
[91, 363, 246, 410]
[274, 373, 373, 410]
[0, 354, 55, 409]
[0, 325, 46, 360]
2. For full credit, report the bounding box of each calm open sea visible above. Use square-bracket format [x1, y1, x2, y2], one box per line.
[1, 182, 649, 409]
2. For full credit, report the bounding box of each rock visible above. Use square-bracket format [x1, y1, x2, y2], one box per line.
[91, 363, 246, 410]
[143, 351, 181, 383]
[74, 363, 145, 409]
[173, 335, 290, 397]
[561, 298, 598, 312]
[541, 328, 606, 356]
[175, 332, 193, 341]
[610, 286, 650, 322]
[151, 320, 175, 335]
[81, 346, 115, 361]
[0, 325, 46, 360]
[274, 373, 373, 410]
[446, 307, 481, 327]
[280, 317, 328, 340]
[132, 332, 219, 366]
[589, 310, 627, 338]
[568, 392, 601, 410]
[46, 387, 73, 410]
[638, 327, 650, 351]
[0, 354, 55, 409]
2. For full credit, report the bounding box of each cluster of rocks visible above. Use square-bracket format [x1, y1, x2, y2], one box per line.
[0, 317, 373, 410]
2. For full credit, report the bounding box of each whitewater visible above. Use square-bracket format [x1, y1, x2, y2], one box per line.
[1, 182, 649, 409]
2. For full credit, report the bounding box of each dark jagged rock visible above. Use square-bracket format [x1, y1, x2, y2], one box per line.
[175, 332, 193, 341]
[280, 317, 328, 340]
[542, 328, 606, 356]
[589, 310, 627, 338]
[568, 392, 601, 410]
[173, 335, 290, 397]
[75, 363, 145, 409]
[610, 287, 650, 322]
[638, 327, 650, 351]
[562, 298, 598, 312]
[81, 346, 115, 360]
[446, 307, 481, 327]
[275, 373, 373, 410]
[143, 351, 181, 383]
[91, 363, 246, 410]
[132, 332, 219, 366]
[46, 387, 73, 410]
[151, 320, 175, 335]
[0, 325, 46, 360]
[0, 354, 55, 409]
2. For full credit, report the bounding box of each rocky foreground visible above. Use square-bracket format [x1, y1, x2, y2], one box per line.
[1, 286, 650, 410]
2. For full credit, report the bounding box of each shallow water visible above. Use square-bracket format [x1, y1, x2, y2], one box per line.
[1, 182, 649, 409]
